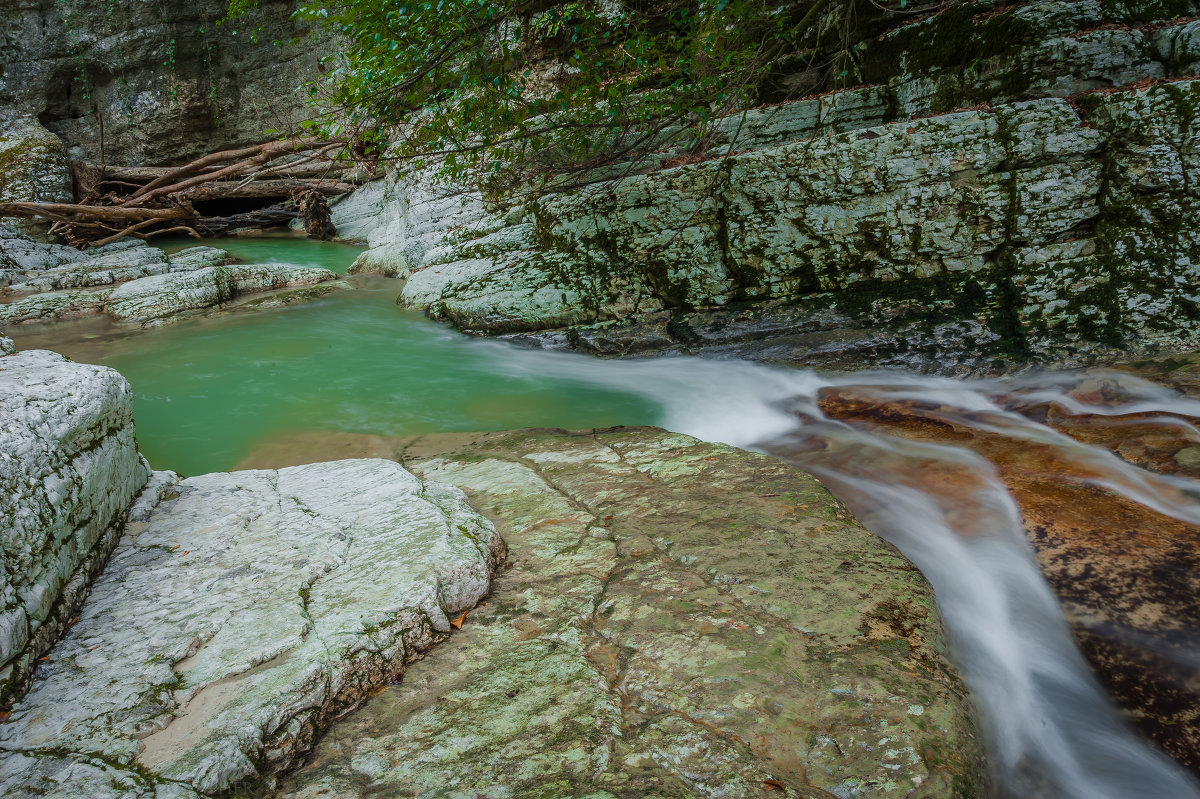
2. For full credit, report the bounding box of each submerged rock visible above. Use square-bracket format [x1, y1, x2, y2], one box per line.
[0, 349, 149, 705]
[283, 428, 984, 798]
[0, 459, 503, 797]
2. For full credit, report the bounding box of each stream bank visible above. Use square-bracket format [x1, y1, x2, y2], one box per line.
[4, 236, 1200, 797]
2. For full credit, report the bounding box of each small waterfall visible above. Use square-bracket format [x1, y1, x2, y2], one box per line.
[764, 422, 1197, 799]
[520, 351, 1200, 797]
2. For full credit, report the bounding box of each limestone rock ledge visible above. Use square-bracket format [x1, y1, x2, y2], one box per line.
[347, 80, 1200, 373]
[0, 459, 503, 798]
[0, 348, 150, 704]
[283, 429, 985, 799]
[0, 262, 344, 327]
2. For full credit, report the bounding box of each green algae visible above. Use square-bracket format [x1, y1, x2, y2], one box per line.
[280, 429, 985, 799]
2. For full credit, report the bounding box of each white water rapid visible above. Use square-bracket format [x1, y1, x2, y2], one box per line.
[494, 347, 1200, 799]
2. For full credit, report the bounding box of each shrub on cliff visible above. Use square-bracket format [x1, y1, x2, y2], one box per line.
[230, 0, 918, 193]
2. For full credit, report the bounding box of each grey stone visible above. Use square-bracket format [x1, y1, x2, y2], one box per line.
[0, 350, 149, 704]
[103, 264, 338, 325]
[0, 459, 502, 797]
[281, 429, 984, 799]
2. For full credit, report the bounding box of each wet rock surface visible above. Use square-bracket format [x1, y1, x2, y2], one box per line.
[816, 381, 1200, 776]
[281, 428, 984, 799]
[0, 459, 503, 798]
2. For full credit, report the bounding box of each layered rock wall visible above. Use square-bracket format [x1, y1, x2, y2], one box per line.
[339, 0, 1200, 371]
[0, 0, 325, 164]
[0, 346, 149, 704]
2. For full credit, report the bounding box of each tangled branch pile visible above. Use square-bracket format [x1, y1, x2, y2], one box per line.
[0, 138, 365, 247]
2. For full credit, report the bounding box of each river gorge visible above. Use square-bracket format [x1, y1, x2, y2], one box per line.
[6, 0, 1200, 796]
[4, 235, 1200, 797]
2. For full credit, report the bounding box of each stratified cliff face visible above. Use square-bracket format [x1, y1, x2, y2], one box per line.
[338, 0, 1200, 372]
[0, 0, 326, 165]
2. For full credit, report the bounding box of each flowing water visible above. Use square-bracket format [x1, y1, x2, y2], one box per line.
[9, 236, 1200, 797]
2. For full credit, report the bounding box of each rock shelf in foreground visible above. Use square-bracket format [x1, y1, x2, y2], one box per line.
[283, 428, 984, 798]
[0, 459, 503, 798]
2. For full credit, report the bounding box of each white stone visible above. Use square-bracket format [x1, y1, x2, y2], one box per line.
[0, 459, 502, 796]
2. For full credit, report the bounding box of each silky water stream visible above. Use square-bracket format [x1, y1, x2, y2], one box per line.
[10, 236, 1200, 797]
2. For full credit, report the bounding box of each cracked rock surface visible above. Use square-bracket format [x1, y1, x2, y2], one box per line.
[0, 459, 503, 798]
[0, 347, 149, 705]
[283, 428, 983, 799]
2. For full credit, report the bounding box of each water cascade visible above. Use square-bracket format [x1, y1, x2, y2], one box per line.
[10, 240, 1200, 797]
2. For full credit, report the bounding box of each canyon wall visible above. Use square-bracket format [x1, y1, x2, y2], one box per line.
[340, 0, 1200, 372]
[0, 0, 325, 165]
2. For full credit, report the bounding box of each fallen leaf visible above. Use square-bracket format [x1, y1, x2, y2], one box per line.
[0, 711, 10, 722]
[763, 779, 786, 791]
[450, 610, 468, 630]
[705, 457, 717, 461]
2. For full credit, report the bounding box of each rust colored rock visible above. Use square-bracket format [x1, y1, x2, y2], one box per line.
[817, 385, 1200, 776]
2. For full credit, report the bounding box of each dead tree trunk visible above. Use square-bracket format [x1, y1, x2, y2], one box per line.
[298, 191, 337, 241]
[0, 138, 364, 246]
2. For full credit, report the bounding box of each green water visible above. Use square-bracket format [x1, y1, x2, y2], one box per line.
[13, 237, 664, 476]
[166, 233, 366, 274]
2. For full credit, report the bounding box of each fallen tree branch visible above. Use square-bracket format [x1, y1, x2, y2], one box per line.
[124, 137, 337, 207]
[99, 159, 357, 183]
[142, 226, 203, 240]
[0, 201, 192, 223]
[124, 140, 308, 201]
[89, 217, 162, 248]
[174, 179, 357, 204]
[193, 203, 301, 235]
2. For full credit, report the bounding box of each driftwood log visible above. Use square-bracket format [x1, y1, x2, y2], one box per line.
[1, 138, 365, 247]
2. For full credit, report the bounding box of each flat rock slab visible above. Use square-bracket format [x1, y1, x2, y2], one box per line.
[0, 263, 343, 327]
[284, 428, 984, 799]
[0, 459, 503, 797]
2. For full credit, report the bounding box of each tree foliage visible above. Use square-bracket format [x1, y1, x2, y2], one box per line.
[234, 0, 874, 193]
